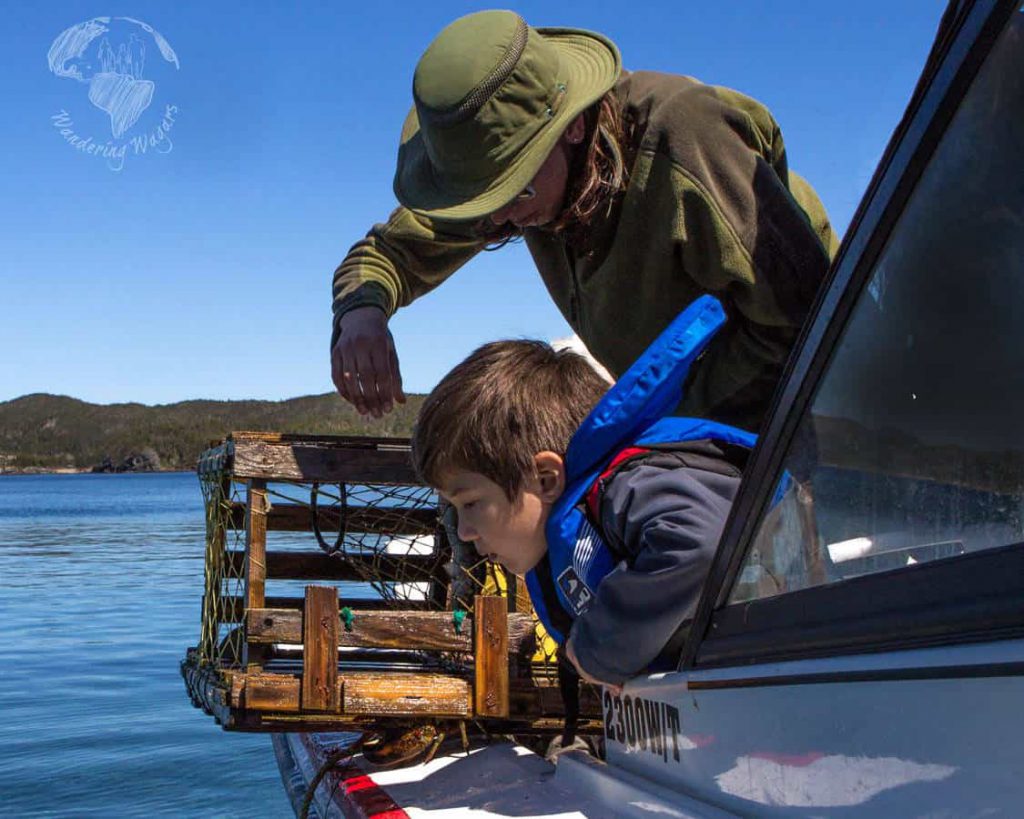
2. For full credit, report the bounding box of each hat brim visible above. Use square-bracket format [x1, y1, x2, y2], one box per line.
[393, 27, 622, 222]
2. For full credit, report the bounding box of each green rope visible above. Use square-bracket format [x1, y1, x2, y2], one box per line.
[340, 607, 354, 632]
[452, 608, 467, 635]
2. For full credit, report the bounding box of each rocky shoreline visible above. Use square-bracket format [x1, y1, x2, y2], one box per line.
[0, 466, 191, 476]
[1, 449, 181, 475]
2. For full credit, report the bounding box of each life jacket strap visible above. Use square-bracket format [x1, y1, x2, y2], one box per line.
[556, 643, 581, 748]
[531, 553, 574, 643]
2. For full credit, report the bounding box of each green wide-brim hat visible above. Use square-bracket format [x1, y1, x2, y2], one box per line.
[394, 10, 622, 222]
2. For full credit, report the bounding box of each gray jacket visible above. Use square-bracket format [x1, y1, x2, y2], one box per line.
[568, 447, 743, 685]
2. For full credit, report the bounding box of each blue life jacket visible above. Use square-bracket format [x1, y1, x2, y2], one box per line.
[524, 296, 758, 644]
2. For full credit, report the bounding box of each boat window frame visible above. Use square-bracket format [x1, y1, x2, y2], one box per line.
[679, 0, 1023, 672]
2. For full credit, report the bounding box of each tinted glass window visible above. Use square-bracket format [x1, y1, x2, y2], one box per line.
[731, 10, 1024, 604]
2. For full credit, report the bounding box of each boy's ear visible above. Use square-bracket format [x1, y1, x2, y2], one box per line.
[533, 451, 566, 502]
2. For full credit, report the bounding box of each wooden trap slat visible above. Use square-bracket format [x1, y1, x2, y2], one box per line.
[231, 438, 418, 484]
[210, 595, 431, 624]
[474, 596, 509, 718]
[244, 607, 535, 652]
[247, 608, 473, 651]
[302, 586, 339, 712]
[344, 673, 472, 717]
[243, 480, 269, 669]
[229, 431, 408, 447]
[243, 671, 472, 717]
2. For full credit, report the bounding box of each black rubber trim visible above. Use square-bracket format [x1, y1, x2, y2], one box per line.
[695, 542, 1024, 668]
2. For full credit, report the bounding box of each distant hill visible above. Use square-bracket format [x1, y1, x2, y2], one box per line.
[0, 392, 424, 472]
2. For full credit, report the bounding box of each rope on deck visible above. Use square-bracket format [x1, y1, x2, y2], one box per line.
[298, 738, 363, 819]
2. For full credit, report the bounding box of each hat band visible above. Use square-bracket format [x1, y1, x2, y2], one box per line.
[417, 15, 529, 128]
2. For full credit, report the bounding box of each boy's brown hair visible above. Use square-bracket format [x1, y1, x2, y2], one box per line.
[412, 340, 610, 500]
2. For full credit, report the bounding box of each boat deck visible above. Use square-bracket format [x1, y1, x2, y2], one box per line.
[274, 732, 734, 818]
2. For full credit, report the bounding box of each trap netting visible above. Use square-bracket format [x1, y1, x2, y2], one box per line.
[194, 455, 559, 671]
[196, 464, 247, 671]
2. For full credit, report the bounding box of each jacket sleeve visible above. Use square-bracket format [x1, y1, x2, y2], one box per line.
[567, 461, 739, 685]
[330, 206, 486, 347]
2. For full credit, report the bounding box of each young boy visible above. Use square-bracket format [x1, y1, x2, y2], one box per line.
[411, 298, 752, 687]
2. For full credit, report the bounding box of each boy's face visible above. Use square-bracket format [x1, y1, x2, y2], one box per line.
[438, 453, 565, 576]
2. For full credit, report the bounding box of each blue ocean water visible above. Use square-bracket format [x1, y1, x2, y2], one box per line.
[0, 472, 293, 817]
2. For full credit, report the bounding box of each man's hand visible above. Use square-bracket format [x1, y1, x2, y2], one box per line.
[565, 637, 622, 696]
[331, 306, 406, 418]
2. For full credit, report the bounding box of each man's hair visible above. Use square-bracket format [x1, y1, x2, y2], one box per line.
[549, 90, 633, 243]
[412, 340, 610, 499]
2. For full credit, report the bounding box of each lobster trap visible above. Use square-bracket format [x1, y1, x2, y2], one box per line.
[181, 431, 600, 735]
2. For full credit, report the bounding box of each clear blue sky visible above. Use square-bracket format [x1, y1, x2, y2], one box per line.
[1, 1, 943, 405]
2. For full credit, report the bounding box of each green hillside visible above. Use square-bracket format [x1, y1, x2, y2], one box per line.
[0, 392, 424, 472]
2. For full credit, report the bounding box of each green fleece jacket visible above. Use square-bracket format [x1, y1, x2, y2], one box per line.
[332, 70, 838, 431]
